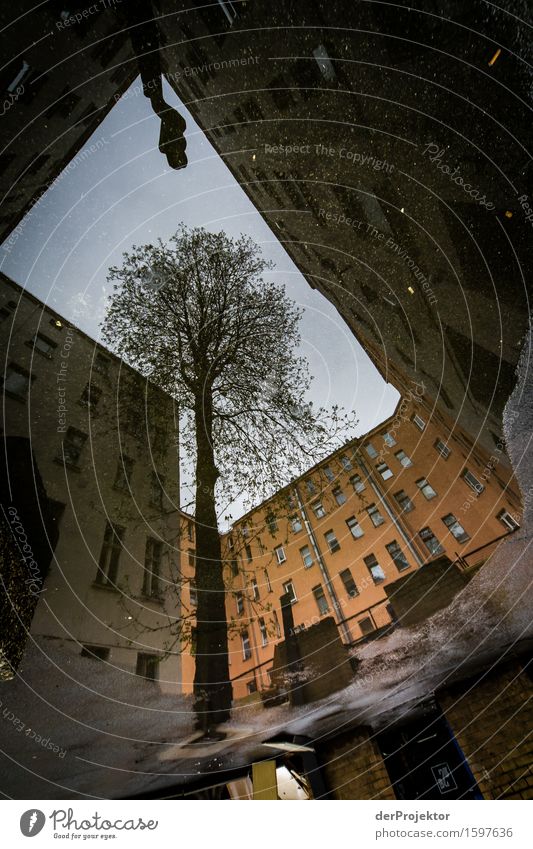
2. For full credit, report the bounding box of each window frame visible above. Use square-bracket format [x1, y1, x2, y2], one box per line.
[339, 568, 358, 598]
[312, 584, 329, 615]
[462, 468, 485, 495]
[416, 477, 437, 500]
[385, 540, 410, 572]
[395, 449, 413, 468]
[364, 554, 386, 584]
[324, 529, 341, 553]
[376, 462, 393, 480]
[282, 580, 297, 604]
[367, 503, 385, 527]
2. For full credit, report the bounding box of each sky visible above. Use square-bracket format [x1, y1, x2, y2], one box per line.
[0, 77, 399, 517]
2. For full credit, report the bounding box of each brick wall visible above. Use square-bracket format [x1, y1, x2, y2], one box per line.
[318, 727, 396, 799]
[439, 660, 533, 799]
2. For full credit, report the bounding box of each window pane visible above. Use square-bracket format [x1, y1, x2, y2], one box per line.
[333, 486, 346, 505]
[339, 568, 358, 597]
[350, 474, 365, 492]
[346, 516, 364, 538]
[386, 540, 410, 571]
[300, 545, 313, 567]
[324, 530, 340, 552]
[417, 478, 437, 499]
[395, 450, 412, 467]
[367, 504, 385, 526]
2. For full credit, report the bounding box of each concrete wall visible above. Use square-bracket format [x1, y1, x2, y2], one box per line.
[385, 556, 471, 626]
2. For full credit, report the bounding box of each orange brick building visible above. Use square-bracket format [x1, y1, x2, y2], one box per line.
[179, 394, 521, 700]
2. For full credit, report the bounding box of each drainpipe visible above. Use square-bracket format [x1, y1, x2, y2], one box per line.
[293, 484, 353, 644]
[358, 458, 425, 567]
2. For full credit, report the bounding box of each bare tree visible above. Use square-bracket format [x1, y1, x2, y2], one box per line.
[102, 224, 355, 729]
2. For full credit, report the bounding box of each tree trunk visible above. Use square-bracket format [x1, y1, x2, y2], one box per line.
[192, 389, 232, 730]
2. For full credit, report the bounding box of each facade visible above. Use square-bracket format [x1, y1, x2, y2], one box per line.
[218, 395, 521, 700]
[0, 273, 185, 692]
[155, 0, 531, 458]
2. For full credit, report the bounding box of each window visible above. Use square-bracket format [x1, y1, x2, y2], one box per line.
[230, 558, 239, 576]
[394, 490, 414, 513]
[442, 514, 470, 543]
[247, 679, 257, 694]
[324, 530, 340, 553]
[323, 464, 335, 481]
[290, 515, 303, 533]
[0, 307, 11, 322]
[462, 468, 485, 495]
[305, 479, 317, 495]
[189, 579, 197, 607]
[266, 512, 278, 533]
[150, 471, 164, 508]
[367, 503, 385, 527]
[274, 544, 286, 564]
[93, 351, 110, 376]
[79, 382, 102, 409]
[412, 414, 426, 431]
[332, 485, 347, 505]
[365, 442, 378, 458]
[188, 550, 196, 568]
[311, 500, 326, 518]
[49, 316, 63, 329]
[419, 527, 444, 556]
[376, 462, 393, 480]
[313, 43, 336, 81]
[339, 568, 358, 598]
[235, 591, 244, 615]
[364, 554, 386, 584]
[350, 473, 365, 493]
[80, 645, 109, 662]
[259, 617, 268, 647]
[245, 543, 253, 562]
[61, 427, 87, 467]
[242, 524, 250, 538]
[136, 653, 159, 681]
[242, 631, 252, 660]
[435, 439, 451, 459]
[386, 540, 410, 572]
[313, 584, 329, 615]
[497, 509, 520, 532]
[31, 333, 57, 357]
[346, 516, 364, 539]
[339, 454, 353, 471]
[96, 522, 124, 585]
[143, 537, 162, 596]
[264, 569, 272, 592]
[383, 431, 396, 447]
[114, 456, 134, 491]
[416, 478, 437, 500]
[300, 545, 313, 568]
[359, 617, 375, 636]
[282, 581, 297, 603]
[251, 578, 259, 601]
[2, 363, 32, 401]
[187, 521, 194, 541]
[395, 449, 412, 468]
